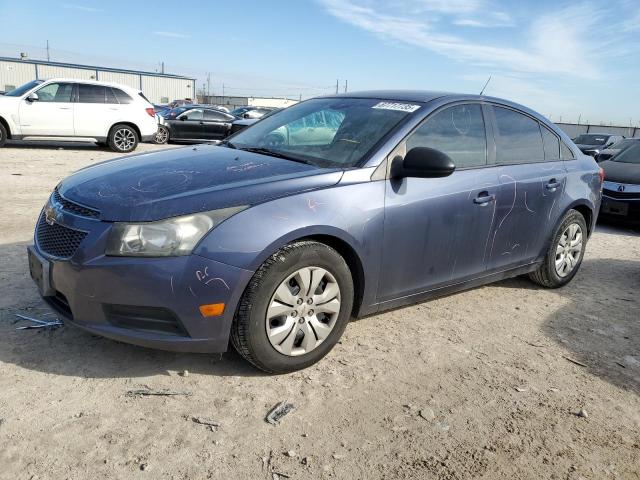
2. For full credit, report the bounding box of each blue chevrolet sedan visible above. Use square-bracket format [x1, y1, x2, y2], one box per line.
[29, 91, 602, 372]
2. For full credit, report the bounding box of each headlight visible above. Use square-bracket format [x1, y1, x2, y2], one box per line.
[105, 206, 247, 257]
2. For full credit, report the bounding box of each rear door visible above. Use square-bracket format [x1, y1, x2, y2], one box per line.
[201, 109, 233, 140]
[73, 84, 113, 137]
[378, 102, 499, 302]
[18, 82, 74, 136]
[485, 105, 567, 272]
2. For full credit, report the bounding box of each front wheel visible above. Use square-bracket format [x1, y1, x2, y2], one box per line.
[529, 209, 587, 288]
[155, 125, 169, 144]
[108, 124, 138, 153]
[231, 241, 354, 373]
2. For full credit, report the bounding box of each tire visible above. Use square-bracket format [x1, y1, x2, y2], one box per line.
[0, 122, 7, 147]
[108, 124, 138, 153]
[231, 241, 354, 373]
[154, 125, 169, 144]
[529, 209, 588, 288]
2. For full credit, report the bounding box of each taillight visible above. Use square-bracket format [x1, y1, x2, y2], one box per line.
[598, 167, 605, 184]
[146, 107, 155, 117]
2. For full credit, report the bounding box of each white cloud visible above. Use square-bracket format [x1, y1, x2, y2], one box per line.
[153, 31, 191, 39]
[318, 0, 635, 80]
[62, 3, 103, 13]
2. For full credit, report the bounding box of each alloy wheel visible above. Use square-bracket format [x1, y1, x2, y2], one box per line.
[265, 266, 341, 356]
[114, 128, 135, 151]
[555, 223, 583, 277]
[155, 127, 168, 144]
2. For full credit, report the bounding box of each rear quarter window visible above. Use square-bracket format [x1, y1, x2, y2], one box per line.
[561, 142, 575, 160]
[113, 88, 133, 104]
[540, 125, 560, 161]
[492, 106, 545, 164]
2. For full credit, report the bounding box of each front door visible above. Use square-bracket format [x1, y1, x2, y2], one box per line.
[485, 105, 567, 272]
[378, 103, 499, 303]
[173, 109, 204, 140]
[18, 82, 74, 136]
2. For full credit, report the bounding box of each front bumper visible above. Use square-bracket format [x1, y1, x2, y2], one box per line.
[28, 205, 254, 352]
[600, 183, 640, 223]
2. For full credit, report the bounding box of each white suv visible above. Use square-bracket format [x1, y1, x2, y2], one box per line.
[0, 78, 158, 152]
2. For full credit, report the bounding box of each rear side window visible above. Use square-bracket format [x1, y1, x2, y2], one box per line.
[492, 106, 544, 164]
[113, 88, 133, 104]
[541, 125, 560, 161]
[406, 103, 487, 168]
[561, 142, 575, 160]
[78, 84, 106, 103]
[204, 110, 230, 121]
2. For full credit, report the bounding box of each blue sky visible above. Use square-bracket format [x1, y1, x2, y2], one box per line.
[0, 0, 638, 125]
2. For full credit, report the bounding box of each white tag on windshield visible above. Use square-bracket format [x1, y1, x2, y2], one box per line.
[372, 102, 421, 113]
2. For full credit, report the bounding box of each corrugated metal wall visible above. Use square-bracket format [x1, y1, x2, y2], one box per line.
[37, 65, 95, 80]
[97, 71, 140, 89]
[142, 75, 194, 104]
[556, 123, 638, 139]
[0, 59, 194, 102]
[0, 60, 35, 92]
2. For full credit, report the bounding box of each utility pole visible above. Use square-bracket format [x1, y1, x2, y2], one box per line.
[46, 40, 50, 62]
[578, 114, 581, 124]
[335, 79, 339, 94]
[344, 79, 347, 93]
[161, 61, 165, 74]
[206, 72, 211, 98]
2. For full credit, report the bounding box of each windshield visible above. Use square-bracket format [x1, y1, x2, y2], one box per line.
[4, 79, 44, 97]
[573, 134, 609, 145]
[609, 139, 637, 150]
[226, 97, 417, 168]
[612, 143, 640, 164]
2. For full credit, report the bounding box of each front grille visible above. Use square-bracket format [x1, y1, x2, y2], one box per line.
[36, 212, 87, 259]
[603, 189, 640, 200]
[53, 189, 100, 219]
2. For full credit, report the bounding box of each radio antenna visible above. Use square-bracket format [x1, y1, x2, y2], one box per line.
[479, 75, 492, 96]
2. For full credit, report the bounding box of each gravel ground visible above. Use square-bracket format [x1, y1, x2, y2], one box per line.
[0, 141, 639, 480]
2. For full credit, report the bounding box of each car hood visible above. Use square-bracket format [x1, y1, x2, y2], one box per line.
[58, 144, 343, 222]
[600, 159, 640, 185]
[575, 143, 605, 151]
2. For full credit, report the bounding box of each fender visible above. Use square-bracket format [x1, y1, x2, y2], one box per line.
[194, 179, 387, 314]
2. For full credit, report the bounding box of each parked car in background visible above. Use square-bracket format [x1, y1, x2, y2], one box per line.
[229, 108, 281, 136]
[168, 98, 197, 109]
[595, 137, 639, 162]
[155, 105, 236, 144]
[0, 79, 157, 152]
[573, 133, 624, 158]
[29, 90, 601, 373]
[230, 106, 277, 119]
[153, 104, 171, 117]
[599, 142, 640, 222]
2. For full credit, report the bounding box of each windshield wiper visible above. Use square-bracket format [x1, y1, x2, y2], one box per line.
[239, 147, 313, 165]
[219, 140, 237, 149]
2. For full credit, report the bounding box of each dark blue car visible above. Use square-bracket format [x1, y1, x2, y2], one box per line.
[28, 91, 603, 373]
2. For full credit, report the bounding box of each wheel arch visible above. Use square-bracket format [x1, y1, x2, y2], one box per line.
[109, 121, 141, 140]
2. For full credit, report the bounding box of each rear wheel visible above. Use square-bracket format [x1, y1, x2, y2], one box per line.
[0, 122, 7, 147]
[108, 124, 138, 153]
[231, 241, 354, 373]
[529, 209, 587, 288]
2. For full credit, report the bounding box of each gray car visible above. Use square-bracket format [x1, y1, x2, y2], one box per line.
[29, 91, 602, 372]
[595, 137, 639, 162]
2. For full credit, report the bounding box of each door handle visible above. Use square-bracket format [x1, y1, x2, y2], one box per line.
[59, 107, 71, 110]
[545, 179, 560, 190]
[473, 191, 495, 205]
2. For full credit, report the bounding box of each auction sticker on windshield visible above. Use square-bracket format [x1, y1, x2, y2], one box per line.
[372, 102, 421, 113]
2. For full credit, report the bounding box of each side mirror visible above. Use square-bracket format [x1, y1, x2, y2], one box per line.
[243, 113, 251, 119]
[392, 147, 456, 179]
[26, 92, 39, 102]
[179, 115, 187, 121]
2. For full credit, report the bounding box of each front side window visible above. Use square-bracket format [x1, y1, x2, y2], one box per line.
[78, 84, 106, 103]
[228, 97, 414, 168]
[541, 125, 560, 161]
[35, 82, 73, 102]
[406, 103, 487, 168]
[493, 106, 544, 164]
[180, 109, 203, 120]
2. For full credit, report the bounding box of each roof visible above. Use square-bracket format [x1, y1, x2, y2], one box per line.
[327, 90, 453, 103]
[32, 77, 146, 92]
[0, 56, 195, 80]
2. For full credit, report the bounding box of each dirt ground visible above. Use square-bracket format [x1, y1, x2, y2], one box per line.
[0, 140, 639, 480]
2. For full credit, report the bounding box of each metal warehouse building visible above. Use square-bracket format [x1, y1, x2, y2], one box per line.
[0, 57, 196, 104]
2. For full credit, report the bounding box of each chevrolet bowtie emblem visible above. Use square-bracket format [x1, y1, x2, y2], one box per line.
[44, 204, 57, 226]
